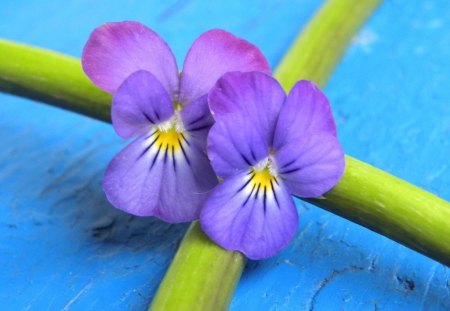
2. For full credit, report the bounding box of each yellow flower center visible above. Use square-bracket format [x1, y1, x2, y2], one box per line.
[245, 157, 279, 197]
[155, 127, 184, 152]
[251, 167, 276, 189]
[145, 115, 188, 157]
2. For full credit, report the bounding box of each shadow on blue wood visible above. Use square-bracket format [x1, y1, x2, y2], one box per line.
[0, 0, 449, 310]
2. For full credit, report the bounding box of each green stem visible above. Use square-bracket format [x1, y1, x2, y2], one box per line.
[0, 39, 111, 121]
[0, 0, 449, 310]
[274, 0, 381, 89]
[308, 156, 450, 265]
[149, 222, 245, 310]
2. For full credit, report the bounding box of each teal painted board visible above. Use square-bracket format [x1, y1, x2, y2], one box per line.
[0, 0, 449, 310]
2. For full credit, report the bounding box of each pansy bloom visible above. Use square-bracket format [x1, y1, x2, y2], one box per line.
[82, 22, 270, 222]
[200, 71, 345, 259]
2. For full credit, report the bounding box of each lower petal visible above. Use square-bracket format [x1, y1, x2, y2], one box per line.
[200, 171, 298, 260]
[103, 131, 218, 222]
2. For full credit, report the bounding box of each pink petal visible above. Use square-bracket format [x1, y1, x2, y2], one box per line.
[179, 29, 271, 105]
[82, 21, 179, 97]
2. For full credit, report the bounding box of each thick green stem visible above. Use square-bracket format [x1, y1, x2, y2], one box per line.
[1, 0, 449, 310]
[149, 222, 245, 310]
[0, 39, 111, 121]
[274, 0, 381, 89]
[308, 157, 450, 265]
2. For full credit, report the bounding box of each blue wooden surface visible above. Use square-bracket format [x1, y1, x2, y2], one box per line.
[0, 0, 449, 310]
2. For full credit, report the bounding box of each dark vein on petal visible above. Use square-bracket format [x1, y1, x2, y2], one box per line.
[270, 180, 280, 208]
[282, 158, 297, 169]
[241, 153, 252, 166]
[254, 184, 261, 199]
[178, 138, 191, 165]
[172, 146, 176, 171]
[237, 174, 254, 193]
[146, 130, 157, 139]
[150, 145, 162, 169]
[163, 144, 169, 163]
[137, 134, 160, 160]
[180, 133, 191, 146]
[154, 110, 160, 121]
[280, 167, 302, 175]
[263, 186, 267, 213]
[143, 111, 155, 124]
[186, 114, 205, 127]
[188, 124, 210, 132]
[242, 184, 256, 207]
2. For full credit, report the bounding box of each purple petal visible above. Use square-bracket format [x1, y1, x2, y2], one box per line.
[200, 171, 298, 260]
[273, 80, 337, 150]
[207, 113, 269, 179]
[179, 95, 214, 151]
[112, 70, 174, 139]
[275, 132, 345, 198]
[103, 132, 218, 223]
[179, 29, 271, 105]
[208, 71, 286, 145]
[82, 21, 179, 96]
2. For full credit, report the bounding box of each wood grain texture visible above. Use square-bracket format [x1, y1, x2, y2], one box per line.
[0, 0, 449, 310]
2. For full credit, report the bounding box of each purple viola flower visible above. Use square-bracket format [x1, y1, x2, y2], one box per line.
[82, 21, 270, 223]
[200, 71, 345, 259]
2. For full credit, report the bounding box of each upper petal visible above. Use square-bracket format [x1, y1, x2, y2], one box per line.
[82, 21, 179, 97]
[208, 71, 286, 145]
[179, 29, 271, 105]
[112, 70, 174, 139]
[103, 131, 218, 222]
[275, 132, 345, 198]
[273, 80, 337, 150]
[200, 171, 299, 260]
